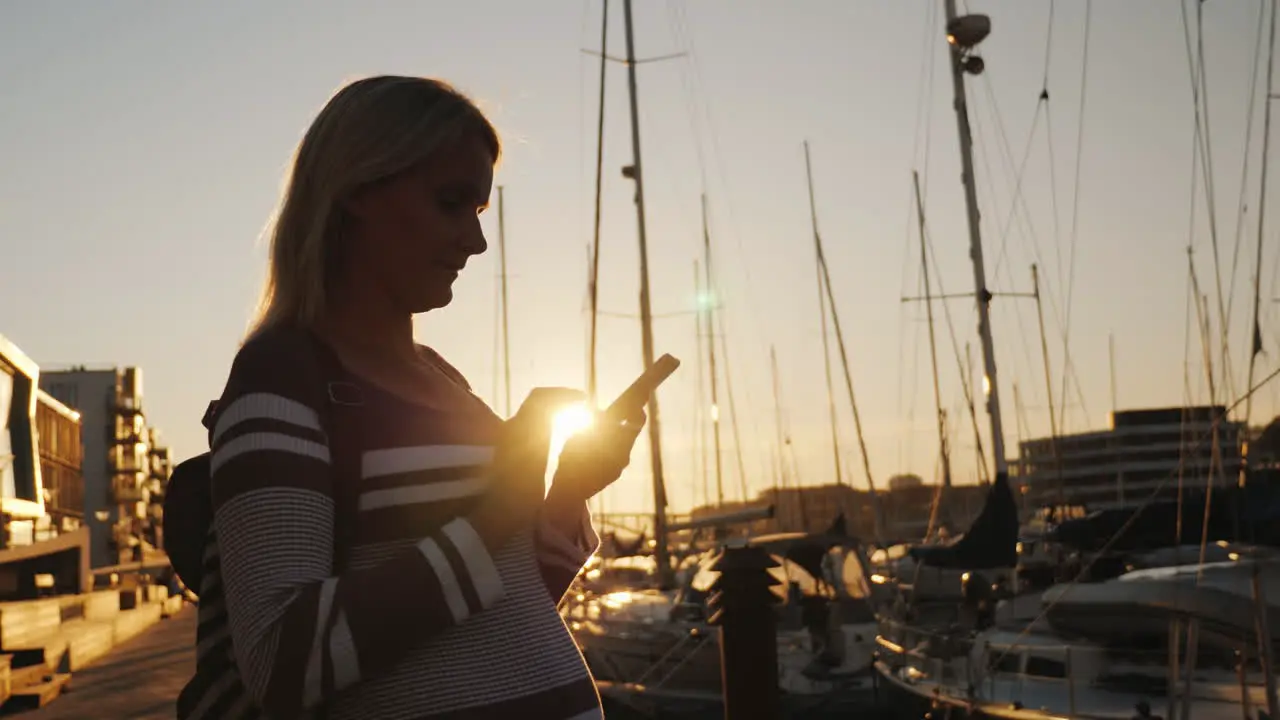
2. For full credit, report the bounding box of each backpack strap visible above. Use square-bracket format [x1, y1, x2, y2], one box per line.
[304, 333, 365, 574]
[302, 334, 367, 716]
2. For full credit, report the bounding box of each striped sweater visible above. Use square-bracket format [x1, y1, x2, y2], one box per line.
[178, 328, 602, 720]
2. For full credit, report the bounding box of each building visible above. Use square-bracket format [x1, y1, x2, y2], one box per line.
[144, 428, 173, 550]
[1013, 405, 1243, 511]
[41, 367, 172, 569]
[35, 390, 83, 537]
[0, 333, 90, 597]
[0, 334, 49, 529]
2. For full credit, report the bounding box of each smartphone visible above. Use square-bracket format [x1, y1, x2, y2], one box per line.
[604, 354, 680, 421]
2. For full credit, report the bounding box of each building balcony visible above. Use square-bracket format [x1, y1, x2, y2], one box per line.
[109, 443, 149, 474]
[111, 475, 145, 504]
[115, 394, 144, 417]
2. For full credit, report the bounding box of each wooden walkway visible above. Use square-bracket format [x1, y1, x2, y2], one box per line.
[28, 606, 194, 719]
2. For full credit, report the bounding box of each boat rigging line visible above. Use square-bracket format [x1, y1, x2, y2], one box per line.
[1059, 0, 1094, 433]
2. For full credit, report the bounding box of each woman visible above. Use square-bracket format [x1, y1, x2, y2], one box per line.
[178, 76, 643, 720]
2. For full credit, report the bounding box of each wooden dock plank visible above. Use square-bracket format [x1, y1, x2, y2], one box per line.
[3, 674, 71, 713]
[26, 606, 194, 720]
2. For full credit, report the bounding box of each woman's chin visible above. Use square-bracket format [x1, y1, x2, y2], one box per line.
[409, 285, 455, 313]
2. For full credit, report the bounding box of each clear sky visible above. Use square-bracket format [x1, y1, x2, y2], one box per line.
[0, 1, 1271, 519]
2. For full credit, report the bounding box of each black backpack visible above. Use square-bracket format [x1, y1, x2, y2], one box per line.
[163, 336, 364, 597]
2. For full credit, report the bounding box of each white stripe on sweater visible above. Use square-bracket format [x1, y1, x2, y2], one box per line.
[417, 538, 469, 622]
[211, 432, 329, 473]
[362, 445, 493, 479]
[441, 518, 504, 608]
[358, 478, 488, 511]
[303, 577, 338, 707]
[212, 392, 323, 444]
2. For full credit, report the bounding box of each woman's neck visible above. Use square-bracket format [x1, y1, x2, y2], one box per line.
[317, 289, 418, 365]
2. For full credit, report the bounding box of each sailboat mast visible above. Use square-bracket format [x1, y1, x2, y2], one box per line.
[621, 0, 672, 588]
[943, 0, 1009, 484]
[912, 171, 952, 490]
[1109, 331, 1117, 415]
[694, 260, 711, 508]
[716, 317, 751, 502]
[587, 0, 609, 407]
[1244, 0, 1278, 486]
[701, 195, 725, 506]
[497, 186, 512, 416]
[803, 141, 883, 540]
[770, 346, 787, 489]
[1032, 264, 1064, 504]
[814, 235, 844, 488]
[769, 345, 787, 516]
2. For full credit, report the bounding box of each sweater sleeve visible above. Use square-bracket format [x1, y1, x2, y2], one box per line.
[210, 333, 506, 718]
[533, 500, 600, 604]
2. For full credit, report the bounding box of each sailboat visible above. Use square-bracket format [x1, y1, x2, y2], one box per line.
[874, 4, 1280, 719]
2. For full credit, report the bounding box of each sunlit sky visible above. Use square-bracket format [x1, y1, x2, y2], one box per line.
[1, 1, 1273, 519]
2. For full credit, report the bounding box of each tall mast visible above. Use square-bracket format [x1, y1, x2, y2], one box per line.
[803, 141, 883, 541]
[1244, 0, 1278, 488]
[912, 171, 952, 491]
[701, 194, 725, 506]
[621, 0, 672, 588]
[716, 315, 751, 503]
[587, 0, 609, 407]
[815, 233, 844, 489]
[943, 2, 1009, 486]
[770, 345, 788, 494]
[497, 186, 512, 416]
[694, 260, 710, 508]
[913, 171, 952, 539]
[1108, 331, 1117, 415]
[1033, 264, 1064, 505]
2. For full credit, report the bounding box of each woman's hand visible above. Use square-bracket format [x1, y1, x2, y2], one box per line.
[546, 409, 647, 507]
[472, 388, 585, 552]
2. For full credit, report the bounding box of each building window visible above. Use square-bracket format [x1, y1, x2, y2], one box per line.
[0, 367, 14, 499]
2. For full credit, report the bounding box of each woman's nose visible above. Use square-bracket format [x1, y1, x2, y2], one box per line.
[464, 218, 488, 256]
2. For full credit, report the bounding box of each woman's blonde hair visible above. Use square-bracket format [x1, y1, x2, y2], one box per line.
[246, 76, 500, 341]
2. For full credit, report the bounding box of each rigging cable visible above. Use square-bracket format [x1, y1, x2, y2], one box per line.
[1059, 0, 1093, 433]
[975, 58, 1092, 430]
[666, 2, 772, 486]
[1180, 0, 1235, 402]
[1223, 0, 1268, 332]
[898, 1, 939, 475]
[968, 78, 1058, 437]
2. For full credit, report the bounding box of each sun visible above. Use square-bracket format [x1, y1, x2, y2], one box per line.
[546, 402, 596, 493]
[552, 403, 595, 441]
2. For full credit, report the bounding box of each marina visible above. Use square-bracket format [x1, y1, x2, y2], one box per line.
[4, 0, 1280, 717]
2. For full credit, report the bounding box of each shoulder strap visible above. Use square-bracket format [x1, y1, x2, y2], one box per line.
[304, 333, 365, 574]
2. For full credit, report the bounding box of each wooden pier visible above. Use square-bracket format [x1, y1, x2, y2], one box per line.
[27, 605, 192, 719]
[0, 584, 190, 717]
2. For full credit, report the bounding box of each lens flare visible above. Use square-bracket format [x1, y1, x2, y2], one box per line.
[546, 403, 596, 495]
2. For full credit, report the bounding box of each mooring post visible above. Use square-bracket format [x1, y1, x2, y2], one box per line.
[707, 543, 782, 720]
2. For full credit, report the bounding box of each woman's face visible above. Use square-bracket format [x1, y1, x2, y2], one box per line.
[344, 131, 495, 314]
